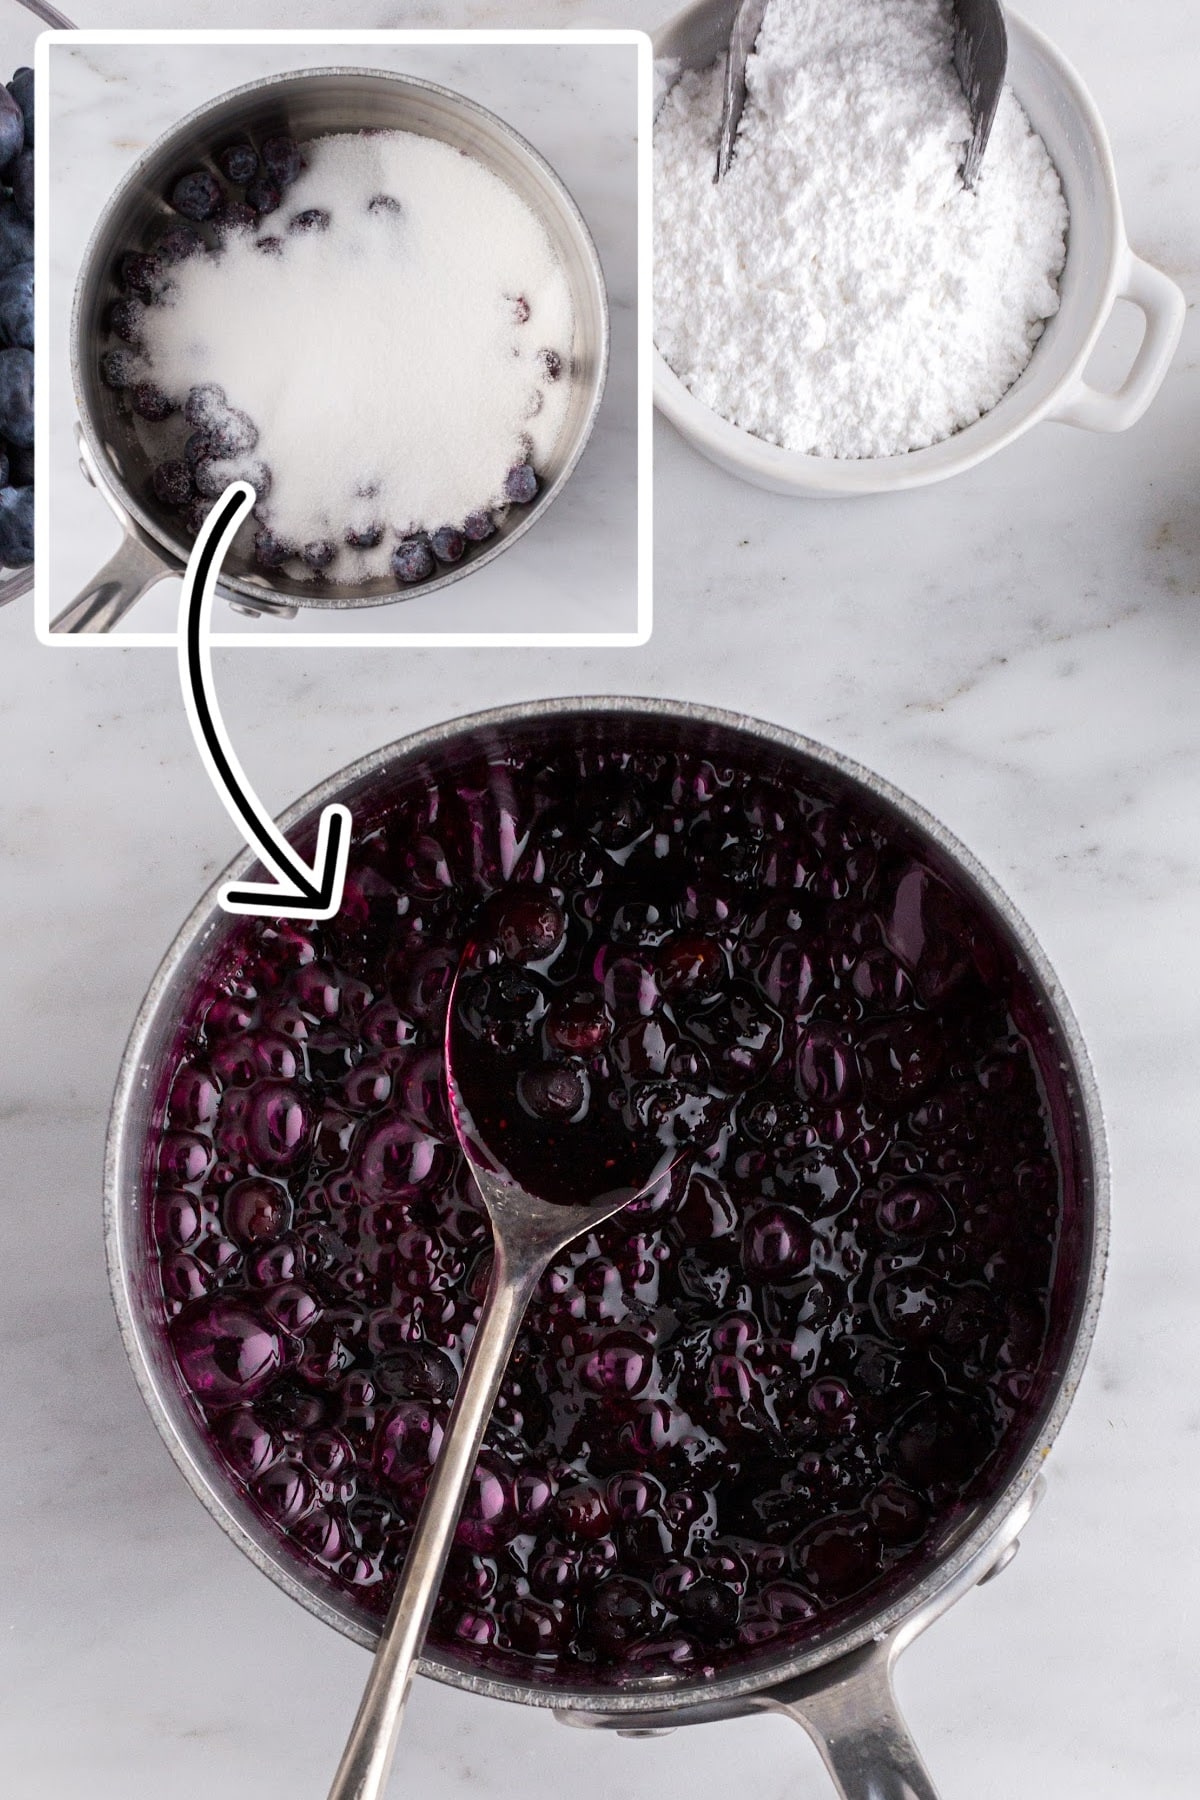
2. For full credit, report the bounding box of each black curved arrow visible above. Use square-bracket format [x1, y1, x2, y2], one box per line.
[179, 483, 352, 921]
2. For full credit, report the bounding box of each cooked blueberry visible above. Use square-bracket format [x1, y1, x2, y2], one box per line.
[119, 252, 167, 303]
[0, 261, 33, 350]
[504, 461, 538, 505]
[131, 383, 175, 424]
[290, 209, 330, 234]
[170, 170, 223, 222]
[245, 177, 282, 217]
[217, 143, 259, 185]
[0, 483, 32, 566]
[345, 522, 383, 550]
[0, 343, 33, 446]
[539, 348, 563, 382]
[430, 526, 466, 565]
[390, 537, 435, 584]
[302, 539, 336, 572]
[108, 297, 145, 345]
[254, 526, 293, 569]
[463, 510, 497, 543]
[152, 459, 194, 508]
[157, 225, 204, 265]
[10, 149, 33, 222]
[0, 85, 24, 172]
[261, 136, 303, 188]
[6, 68, 32, 151]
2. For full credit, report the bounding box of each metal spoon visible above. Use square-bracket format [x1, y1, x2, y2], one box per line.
[325, 957, 684, 1800]
[715, 0, 1008, 191]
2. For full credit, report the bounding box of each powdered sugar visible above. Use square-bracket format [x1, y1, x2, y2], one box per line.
[139, 129, 574, 578]
[654, 0, 1068, 459]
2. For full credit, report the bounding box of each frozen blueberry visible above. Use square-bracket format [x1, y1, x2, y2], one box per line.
[109, 297, 145, 345]
[254, 526, 293, 570]
[100, 348, 137, 390]
[131, 382, 176, 424]
[539, 348, 564, 382]
[171, 170, 223, 222]
[261, 136, 303, 188]
[0, 261, 33, 350]
[152, 459, 194, 508]
[390, 536, 435, 585]
[289, 208, 330, 234]
[463, 510, 497, 543]
[301, 539, 336, 572]
[367, 193, 402, 217]
[0, 348, 33, 448]
[7, 68, 33, 150]
[345, 522, 383, 550]
[10, 149, 33, 222]
[0, 200, 31, 266]
[120, 252, 168, 303]
[157, 224, 204, 266]
[218, 143, 259, 186]
[0, 484, 33, 566]
[245, 176, 282, 217]
[0, 84, 24, 172]
[430, 526, 466, 565]
[215, 201, 257, 239]
[504, 461, 538, 506]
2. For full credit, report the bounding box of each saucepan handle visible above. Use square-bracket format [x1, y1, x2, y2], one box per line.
[768, 1642, 939, 1800]
[50, 529, 174, 633]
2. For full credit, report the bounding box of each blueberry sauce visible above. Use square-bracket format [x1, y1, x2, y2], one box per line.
[142, 717, 1084, 1688]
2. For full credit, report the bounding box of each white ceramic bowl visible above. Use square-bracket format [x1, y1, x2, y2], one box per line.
[652, 3, 1186, 496]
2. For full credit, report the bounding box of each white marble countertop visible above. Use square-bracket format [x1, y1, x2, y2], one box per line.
[3, 0, 1199, 1796]
[42, 29, 641, 638]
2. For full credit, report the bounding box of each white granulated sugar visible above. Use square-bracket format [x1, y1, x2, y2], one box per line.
[653, 0, 1068, 459]
[141, 130, 574, 576]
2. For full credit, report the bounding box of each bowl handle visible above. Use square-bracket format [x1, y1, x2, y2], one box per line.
[1049, 250, 1185, 433]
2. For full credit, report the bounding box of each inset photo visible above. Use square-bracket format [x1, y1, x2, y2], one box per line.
[35, 29, 650, 644]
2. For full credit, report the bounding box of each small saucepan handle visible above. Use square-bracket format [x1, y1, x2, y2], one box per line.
[50, 529, 174, 633]
[771, 1642, 939, 1800]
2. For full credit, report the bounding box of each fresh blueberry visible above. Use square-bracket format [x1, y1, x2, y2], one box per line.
[367, 193, 403, 217]
[0, 85, 24, 172]
[100, 348, 137, 391]
[108, 297, 145, 345]
[504, 461, 538, 506]
[193, 458, 229, 500]
[254, 527, 293, 569]
[302, 539, 336, 572]
[0, 200, 31, 266]
[0, 483, 32, 566]
[0, 447, 8, 487]
[184, 495, 216, 536]
[463, 510, 497, 543]
[158, 226, 204, 266]
[0, 261, 33, 350]
[256, 235, 284, 257]
[509, 294, 531, 324]
[131, 383, 175, 424]
[344, 522, 383, 550]
[214, 201, 257, 240]
[245, 176, 282, 217]
[184, 383, 228, 428]
[0, 343, 33, 446]
[217, 143, 259, 186]
[120, 252, 168, 303]
[7, 68, 32, 150]
[10, 443, 32, 486]
[261, 136, 303, 188]
[170, 170, 223, 222]
[183, 428, 214, 471]
[390, 536, 435, 585]
[10, 148, 33, 222]
[152, 459, 194, 508]
[430, 526, 466, 565]
[289, 208, 330, 233]
[539, 348, 563, 382]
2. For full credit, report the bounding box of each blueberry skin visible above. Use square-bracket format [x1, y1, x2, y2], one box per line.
[217, 143, 259, 186]
[504, 461, 539, 505]
[390, 537, 436, 585]
[0, 347, 33, 447]
[261, 136, 303, 188]
[7, 68, 32, 150]
[0, 85, 24, 172]
[10, 148, 33, 223]
[463, 509, 497, 543]
[170, 170, 223, 222]
[430, 526, 466, 565]
[0, 261, 33, 351]
[245, 176, 282, 217]
[0, 484, 33, 567]
[0, 199, 32, 266]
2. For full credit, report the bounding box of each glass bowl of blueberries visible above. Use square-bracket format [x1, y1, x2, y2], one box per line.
[104, 697, 1108, 1793]
[0, 0, 72, 607]
[59, 65, 609, 630]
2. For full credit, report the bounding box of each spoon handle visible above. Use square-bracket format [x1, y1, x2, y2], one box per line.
[326, 1245, 548, 1800]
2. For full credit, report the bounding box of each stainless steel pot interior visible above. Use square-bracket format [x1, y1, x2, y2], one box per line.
[72, 68, 609, 611]
[105, 696, 1108, 1717]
